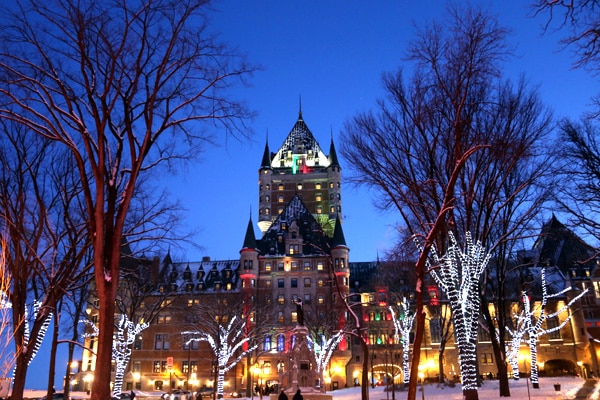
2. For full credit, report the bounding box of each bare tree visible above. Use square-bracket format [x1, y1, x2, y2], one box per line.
[0, 1, 255, 398]
[340, 5, 554, 398]
[0, 122, 90, 398]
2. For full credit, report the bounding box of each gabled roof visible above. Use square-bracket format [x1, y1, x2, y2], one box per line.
[258, 194, 331, 256]
[270, 112, 329, 168]
[331, 215, 347, 248]
[532, 214, 596, 273]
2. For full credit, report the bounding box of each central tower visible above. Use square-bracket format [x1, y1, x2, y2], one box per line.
[257, 109, 342, 236]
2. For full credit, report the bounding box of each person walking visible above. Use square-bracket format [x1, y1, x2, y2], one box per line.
[292, 389, 303, 400]
[278, 389, 288, 400]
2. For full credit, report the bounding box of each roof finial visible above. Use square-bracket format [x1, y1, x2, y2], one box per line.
[298, 95, 303, 119]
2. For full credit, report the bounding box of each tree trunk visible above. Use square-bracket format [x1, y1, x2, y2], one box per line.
[46, 312, 59, 399]
[11, 352, 28, 400]
[91, 277, 118, 400]
[406, 284, 426, 400]
[361, 340, 369, 400]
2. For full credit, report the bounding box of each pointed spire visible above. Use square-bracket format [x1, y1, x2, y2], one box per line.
[260, 132, 272, 168]
[331, 215, 347, 248]
[298, 95, 303, 119]
[242, 214, 258, 250]
[328, 134, 340, 167]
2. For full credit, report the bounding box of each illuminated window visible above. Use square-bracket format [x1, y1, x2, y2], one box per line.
[134, 335, 142, 350]
[266, 184, 270, 190]
[297, 183, 303, 190]
[291, 261, 298, 270]
[329, 182, 334, 188]
[278, 184, 284, 191]
[480, 353, 493, 364]
[318, 279, 324, 287]
[330, 206, 335, 213]
[291, 312, 297, 323]
[278, 312, 284, 323]
[304, 261, 311, 270]
[265, 208, 270, 215]
[290, 245, 299, 255]
[315, 194, 322, 202]
[265, 262, 272, 272]
[316, 183, 322, 189]
[265, 195, 270, 202]
[316, 207, 322, 214]
[264, 361, 271, 374]
[264, 335, 272, 351]
[318, 295, 324, 304]
[277, 334, 285, 352]
[278, 208, 284, 215]
[278, 295, 285, 305]
[317, 261, 324, 271]
[278, 195, 284, 203]
[157, 315, 171, 324]
[265, 280, 272, 288]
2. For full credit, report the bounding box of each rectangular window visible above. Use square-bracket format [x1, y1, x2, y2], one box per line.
[317, 261, 324, 271]
[278, 279, 285, 288]
[153, 361, 161, 373]
[304, 278, 311, 288]
[594, 281, 600, 298]
[154, 334, 170, 350]
[430, 319, 441, 344]
[547, 317, 562, 340]
[291, 312, 297, 323]
[265, 280, 272, 288]
[134, 334, 142, 350]
[278, 262, 285, 271]
[290, 246, 299, 255]
[278, 312, 284, 323]
[291, 278, 298, 288]
[316, 183, 322, 190]
[265, 262, 272, 272]
[278, 295, 285, 305]
[318, 295, 324, 305]
[480, 353, 493, 364]
[304, 262, 311, 271]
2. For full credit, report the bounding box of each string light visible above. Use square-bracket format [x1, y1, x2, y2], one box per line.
[82, 314, 148, 396]
[390, 297, 415, 383]
[182, 315, 257, 398]
[518, 268, 587, 388]
[427, 232, 489, 396]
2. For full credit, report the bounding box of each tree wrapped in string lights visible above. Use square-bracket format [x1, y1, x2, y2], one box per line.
[313, 330, 344, 385]
[82, 314, 149, 396]
[183, 315, 257, 398]
[519, 268, 588, 388]
[504, 314, 527, 380]
[390, 297, 415, 384]
[427, 232, 489, 400]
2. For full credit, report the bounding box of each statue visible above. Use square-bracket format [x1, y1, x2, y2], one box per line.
[294, 298, 304, 326]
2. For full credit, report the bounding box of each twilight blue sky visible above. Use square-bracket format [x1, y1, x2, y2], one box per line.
[29, 0, 599, 391]
[161, 0, 598, 264]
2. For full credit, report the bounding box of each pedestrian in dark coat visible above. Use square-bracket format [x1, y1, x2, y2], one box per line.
[292, 389, 303, 400]
[278, 389, 288, 400]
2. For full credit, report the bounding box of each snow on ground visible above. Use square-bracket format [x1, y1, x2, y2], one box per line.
[21, 377, 592, 400]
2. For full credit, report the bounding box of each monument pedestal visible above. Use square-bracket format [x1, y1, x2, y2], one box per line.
[272, 323, 332, 400]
